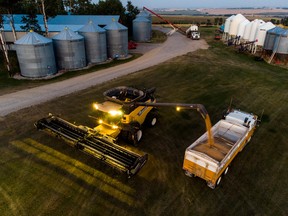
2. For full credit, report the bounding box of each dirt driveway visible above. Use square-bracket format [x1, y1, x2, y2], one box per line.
[0, 28, 208, 117]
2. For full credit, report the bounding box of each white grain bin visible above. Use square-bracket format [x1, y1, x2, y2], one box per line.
[133, 16, 151, 42]
[243, 21, 253, 41]
[224, 15, 235, 34]
[255, 22, 275, 46]
[263, 27, 284, 51]
[104, 20, 128, 59]
[14, 31, 57, 78]
[249, 19, 265, 42]
[228, 14, 246, 36]
[237, 19, 250, 38]
[78, 21, 107, 64]
[273, 28, 288, 54]
[52, 28, 86, 70]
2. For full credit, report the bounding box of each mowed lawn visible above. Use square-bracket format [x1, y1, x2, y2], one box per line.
[0, 31, 287, 215]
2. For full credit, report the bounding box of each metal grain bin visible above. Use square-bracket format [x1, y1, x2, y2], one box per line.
[273, 29, 288, 54]
[104, 21, 128, 59]
[14, 31, 57, 78]
[133, 16, 151, 42]
[78, 21, 107, 64]
[137, 10, 152, 35]
[52, 28, 86, 70]
[263, 27, 285, 51]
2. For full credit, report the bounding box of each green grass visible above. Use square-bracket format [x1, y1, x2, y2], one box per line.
[0, 27, 287, 215]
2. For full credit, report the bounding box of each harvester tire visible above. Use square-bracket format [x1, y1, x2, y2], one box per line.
[145, 109, 158, 127]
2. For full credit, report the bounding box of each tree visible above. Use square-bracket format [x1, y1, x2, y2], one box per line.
[124, 1, 139, 36]
[94, 0, 125, 16]
[0, 0, 21, 40]
[20, 4, 42, 33]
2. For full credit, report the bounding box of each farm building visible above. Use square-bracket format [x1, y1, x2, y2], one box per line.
[0, 14, 119, 43]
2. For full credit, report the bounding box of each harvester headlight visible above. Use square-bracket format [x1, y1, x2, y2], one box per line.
[98, 119, 103, 124]
[93, 103, 99, 110]
[108, 110, 123, 116]
[176, 107, 181, 111]
[112, 125, 119, 129]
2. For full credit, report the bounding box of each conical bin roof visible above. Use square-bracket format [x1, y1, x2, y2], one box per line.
[104, 20, 127, 30]
[15, 31, 51, 45]
[52, 27, 84, 40]
[78, 21, 106, 33]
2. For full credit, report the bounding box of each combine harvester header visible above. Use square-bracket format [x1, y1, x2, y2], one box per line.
[35, 114, 148, 177]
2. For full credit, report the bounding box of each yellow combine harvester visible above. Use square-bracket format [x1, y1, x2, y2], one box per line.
[92, 86, 158, 145]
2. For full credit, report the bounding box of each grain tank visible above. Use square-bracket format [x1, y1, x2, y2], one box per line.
[263, 27, 285, 51]
[133, 16, 151, 42]
[273, 28, 288, 54]
[78, 21, 107, 64]
[228, 14, 246, 37]
[52, 28, 86, 70]
[14, 31, 57, 78]
[104, 20, 128, 59]
[255, 22, 275, 47]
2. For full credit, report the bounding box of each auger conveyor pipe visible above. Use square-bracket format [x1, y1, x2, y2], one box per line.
[34, 114, 148, 177]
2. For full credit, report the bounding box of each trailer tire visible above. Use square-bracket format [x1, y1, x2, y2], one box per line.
[224, 167, 229, 175]
[216, 176, 222, 186]
[184, 170, 193, 178]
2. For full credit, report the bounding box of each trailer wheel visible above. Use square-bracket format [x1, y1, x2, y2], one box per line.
[184, 170, 193, 177]
[216, 176, 222, 186]
[224, 167, 229, 175]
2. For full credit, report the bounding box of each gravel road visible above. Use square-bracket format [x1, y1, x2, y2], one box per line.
[0, 29, 208, 117]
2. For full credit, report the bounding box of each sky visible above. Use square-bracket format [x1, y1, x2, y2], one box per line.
[94, 0, 288, 9]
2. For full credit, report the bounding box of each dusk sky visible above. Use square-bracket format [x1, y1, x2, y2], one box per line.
[100, 0, 288, 9]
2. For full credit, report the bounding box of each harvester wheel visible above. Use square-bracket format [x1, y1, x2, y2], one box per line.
[127, 129, 142, 146]
[145, 109, 158, 127]
[126, 122, 142, 145]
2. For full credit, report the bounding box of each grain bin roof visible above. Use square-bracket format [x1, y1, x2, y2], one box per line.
[78, 21, 106, 33]
[104, 20, 127, 30]
[52, 28, 83, 40]
[14, 31, 52, 45]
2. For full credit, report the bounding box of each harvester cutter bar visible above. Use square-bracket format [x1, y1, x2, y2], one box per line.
[35, 115, 148, 177]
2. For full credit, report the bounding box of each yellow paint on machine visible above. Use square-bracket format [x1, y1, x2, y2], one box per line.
[182, 109, 259, 189]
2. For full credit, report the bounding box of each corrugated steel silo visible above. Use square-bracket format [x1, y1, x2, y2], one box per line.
[133, 16, 151, 42]
[263, 27, 284, 51]
[14, 31, 57, 78]
[78, 21, 107, 64]
[137, 10, 152, 36]
[273, 29, 288, 54]
[104, 20, 128, 59]
[52, 28, 86, 70]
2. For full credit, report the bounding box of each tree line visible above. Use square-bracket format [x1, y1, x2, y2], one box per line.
[0, 0, 140, 36]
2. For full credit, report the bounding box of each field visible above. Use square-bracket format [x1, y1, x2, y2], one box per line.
[0, 28, 288, 215]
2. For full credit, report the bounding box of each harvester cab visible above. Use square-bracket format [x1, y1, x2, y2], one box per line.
[92, 86, 158, 145]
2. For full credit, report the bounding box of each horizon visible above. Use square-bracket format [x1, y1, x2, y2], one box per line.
[93, 0, 288, 9]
